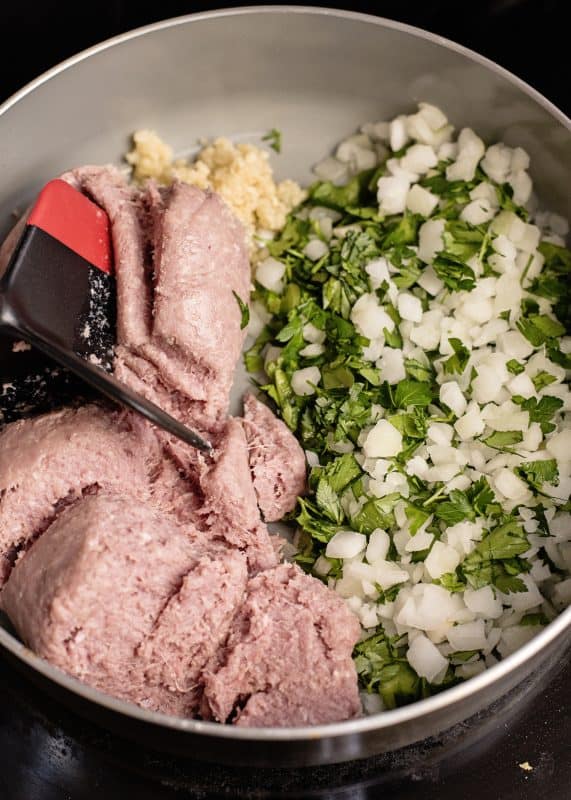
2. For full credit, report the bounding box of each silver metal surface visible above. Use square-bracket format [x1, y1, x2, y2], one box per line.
[0, 5, 570, 767]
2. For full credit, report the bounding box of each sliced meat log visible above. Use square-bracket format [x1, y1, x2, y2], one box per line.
[66, 166, 251, 432]
[61, 165, 153, 350]
[193, 418, 279, 573]
[201, 563, 361, 727]
[242, 394, 306, 521]
[1, 494, 247, 716]
[0, 404, 161, 586]
[137, 549, 247, 715]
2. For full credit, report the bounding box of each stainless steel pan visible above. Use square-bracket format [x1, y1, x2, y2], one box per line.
[0, 5, 570, 768]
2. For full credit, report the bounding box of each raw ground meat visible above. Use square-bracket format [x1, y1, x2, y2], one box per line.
[195, 418, 279, 574]
[201, 563, 361, 727]
[65, 166, 250, 432]
[0, 168, 362, 729]
[0, 404, 160, 586]
[242, 393, 307, 522]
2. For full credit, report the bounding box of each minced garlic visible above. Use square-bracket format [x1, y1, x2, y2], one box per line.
[126, 130, 306, 252]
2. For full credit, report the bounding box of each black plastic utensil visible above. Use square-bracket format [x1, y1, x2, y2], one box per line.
[0, 179, 211, 452]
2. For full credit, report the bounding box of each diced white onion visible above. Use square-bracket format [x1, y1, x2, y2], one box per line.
[291, 366, 321, 396]
[407, 634, 449, 683]
[326, 531, 367, 560]
[363, 419, 403, 458]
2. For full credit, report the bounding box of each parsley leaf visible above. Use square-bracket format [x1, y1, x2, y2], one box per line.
[404, 359, 432, 384]
[475, 519, 529, 560]
[442, 220, 485, 262]
[387, 408, 428, 439]
[515, 395, 564, 434]
[315, 479, 343, 524]
[316, 453, 362, 493]
[443, 338, 470, 374]
[517, 314, 565, 347]
[262, 128, 282, 153]
[482, 430, 523, 450]
[433, 255, 477, 292]
[506, 359, 525, 375]
[435, 490, 475, 524]
[232, 291, 250, 330]
[461, 519, 529, 591]
[436, 572, 467, 592]
[296, 498, 340, 543]
[394, 380, 433, 409]
[470, 477, 495, 516]
[405, 503, 431, 534]
[351, 494, 401, 535]
[532, 371, 557, 392]
[309, 169, 374, 212]
[244, 326, 272, 373]
[530, 241, 571, 331]
[354, 632, 421, 708]
[520, 612, 549, 627]
[516, 459, 559, 492]
[434, 477, 495, 525]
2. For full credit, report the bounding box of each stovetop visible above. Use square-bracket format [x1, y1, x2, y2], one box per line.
[0, 1, 569, 798]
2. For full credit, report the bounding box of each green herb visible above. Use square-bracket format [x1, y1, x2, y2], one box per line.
[495, 182, 528, 219]
[433, 255, 477, 292]
[460, 518, 529, 591]
[506, 359, 525, 375]
[405, 358, 433, 382]
[442, 220, 485, 262]
[244, 326, 272, 373]
[309, 169, 374, 212]
[354, 632, 422, 708]
[450, 650, 480, 664]
[516, 459, 559, 492]
[261, 367, 300, 431]
[436, 572, 467, 592]
[520, 612, 549, 627]
[517, 314, 565, 347]
[514, 395, 564, 434]
[262, 128, 282, 153]
[394, 380, 433, 409]
[470, 477, 496, 516]
[296, 498, 340, 543]
[405, 502, 431, 534]
[434, 477, 495, 525]
[530, 241, 571, 331]
[482, 430, 523, 450]
[267, 216, 311, 258]
[351, 494, 401, 535]
[316, 453, 362, 493]
[376, 583, 406, 604]
[232, 291, 250, 330]
[435, 490, 476, 525]
[315, 479, 343, 524]
[384, 326, 403, 349]
[443, 338, 470, 374]
[387, 407, 428, 439]
[532, 371, 557, 392]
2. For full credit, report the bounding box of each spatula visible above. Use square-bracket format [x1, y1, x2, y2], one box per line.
[0, 179, 211, 451]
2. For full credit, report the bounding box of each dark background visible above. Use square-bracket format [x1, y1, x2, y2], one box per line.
[0, 0, 569, 114]
[0, 2, 569, 799]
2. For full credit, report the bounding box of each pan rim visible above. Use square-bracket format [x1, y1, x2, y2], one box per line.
[0, 4, 570, 742]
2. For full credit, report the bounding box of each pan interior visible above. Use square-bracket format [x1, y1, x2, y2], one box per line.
[0, 6, 570, 757]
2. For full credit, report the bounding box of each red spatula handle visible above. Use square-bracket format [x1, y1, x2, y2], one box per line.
[27, 179, 112, 274]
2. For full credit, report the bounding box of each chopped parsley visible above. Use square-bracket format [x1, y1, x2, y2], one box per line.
[262, 128, 282, 153]
[245, 104, 571, 711]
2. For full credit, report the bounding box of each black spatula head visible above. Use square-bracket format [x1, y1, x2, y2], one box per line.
[0, 180, 211, 451]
